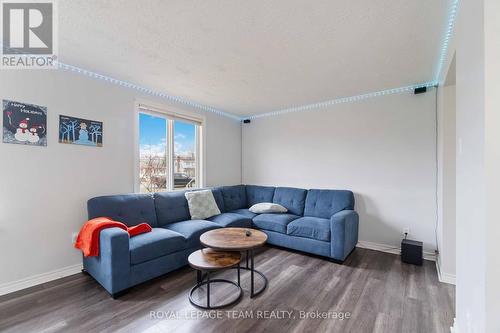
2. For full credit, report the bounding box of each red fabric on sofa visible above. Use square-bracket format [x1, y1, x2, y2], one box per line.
[74, 217, 151, 257]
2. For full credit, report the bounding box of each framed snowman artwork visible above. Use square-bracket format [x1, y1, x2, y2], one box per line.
[2, 100, 47, 146]
[58, 115, 103, 147]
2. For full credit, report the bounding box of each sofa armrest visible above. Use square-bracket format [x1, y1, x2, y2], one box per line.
[330, 210, 359, 261]
[83, 227, 130, 295]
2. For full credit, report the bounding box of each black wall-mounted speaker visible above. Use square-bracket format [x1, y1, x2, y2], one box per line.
[414, 87, 427, 94]
[243, 119, 251, 124]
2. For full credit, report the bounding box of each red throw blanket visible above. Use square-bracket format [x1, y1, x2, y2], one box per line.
[74, 217, 152, 257]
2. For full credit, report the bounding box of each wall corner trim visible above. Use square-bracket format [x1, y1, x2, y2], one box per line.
[436, 257, 457, 285]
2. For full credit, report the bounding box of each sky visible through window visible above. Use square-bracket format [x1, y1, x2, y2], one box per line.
[139, 113, 198, 191]
[139, 113, 195, 156]
[174, 120, 195, 156]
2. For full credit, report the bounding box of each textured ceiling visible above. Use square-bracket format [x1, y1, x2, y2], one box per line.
[58, 0, 447, 116]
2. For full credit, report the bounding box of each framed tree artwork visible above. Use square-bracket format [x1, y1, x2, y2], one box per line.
[59, 115, 103, 147]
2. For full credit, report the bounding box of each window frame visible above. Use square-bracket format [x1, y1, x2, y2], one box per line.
[134, 100, 205, 193]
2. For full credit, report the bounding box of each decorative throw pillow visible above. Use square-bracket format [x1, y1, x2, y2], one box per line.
[185, 190, 221, 220]
[249, 202, 288, 214]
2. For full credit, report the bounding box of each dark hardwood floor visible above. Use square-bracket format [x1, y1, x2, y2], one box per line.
[0, 247, 455, 333]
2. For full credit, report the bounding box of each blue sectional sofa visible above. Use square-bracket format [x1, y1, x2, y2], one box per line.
[84, 185, 358, 297]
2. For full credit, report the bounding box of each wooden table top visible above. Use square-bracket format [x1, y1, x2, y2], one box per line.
[188, 248, 241, 270]
[200, 228, 268, 251]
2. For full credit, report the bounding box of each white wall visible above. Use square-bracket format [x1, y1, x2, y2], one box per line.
[454, 0, 488, 331]
[484, 1, 500, 330]
[453, 0, 500, 331]
[243, 91, 438, 252]
[0, 69, 241, 290]
[436, 83, 456, 283]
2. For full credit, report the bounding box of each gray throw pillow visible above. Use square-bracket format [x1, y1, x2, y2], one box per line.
[249, 202, 288, 214]
[185, 190, 221, 220]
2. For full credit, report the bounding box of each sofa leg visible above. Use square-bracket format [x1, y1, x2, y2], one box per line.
[112, 289, 128, 299]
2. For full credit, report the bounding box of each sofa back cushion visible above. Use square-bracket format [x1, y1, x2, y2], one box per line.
[246, 185, 275, 207]
[304, 189, 355, 219]
[272, 187, 307, 216]
[154, 191, 191, 226]
[221, 185, 247, 211]
[210, 187, 226, 212]
[87, 194, 158, 227]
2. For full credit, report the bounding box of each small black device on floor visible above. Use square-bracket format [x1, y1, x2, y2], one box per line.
[401, 239, 423, 266]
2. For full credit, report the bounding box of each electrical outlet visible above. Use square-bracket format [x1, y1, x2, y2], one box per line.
[72, 232, 79, 244]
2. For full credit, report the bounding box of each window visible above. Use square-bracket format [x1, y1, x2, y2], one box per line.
[138, 105, 202, 193]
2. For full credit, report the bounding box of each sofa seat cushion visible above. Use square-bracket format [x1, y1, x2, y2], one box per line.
[230, 208, 257, 219]
[287, 217, 331, 242]
[208, 213, 252, 228]
[163, 220, 221, 248]
[252, 213, 300, 234]
[129, 228, 187, 265]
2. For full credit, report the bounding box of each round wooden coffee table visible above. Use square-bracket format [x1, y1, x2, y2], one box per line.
[188, 248, 243, 309]
[200, 228, 268, 298]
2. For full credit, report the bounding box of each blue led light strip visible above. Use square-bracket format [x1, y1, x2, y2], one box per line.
[55, 62, 242, 121]
[1, 0, 459, 121]
[244, 81, 437, 120]
[435, 0, 460, 83]
[243, 1, 460, 120]
[0, 42, 241, 120]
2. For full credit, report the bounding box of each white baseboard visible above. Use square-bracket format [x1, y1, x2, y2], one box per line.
[356, 240, 437, 261]
[0, 241, 448, 296]
[0, 263, 82, 296]
[450, 318, 458, 333]
[357, 240, 401, 255]
[436, 257, 456, 285]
